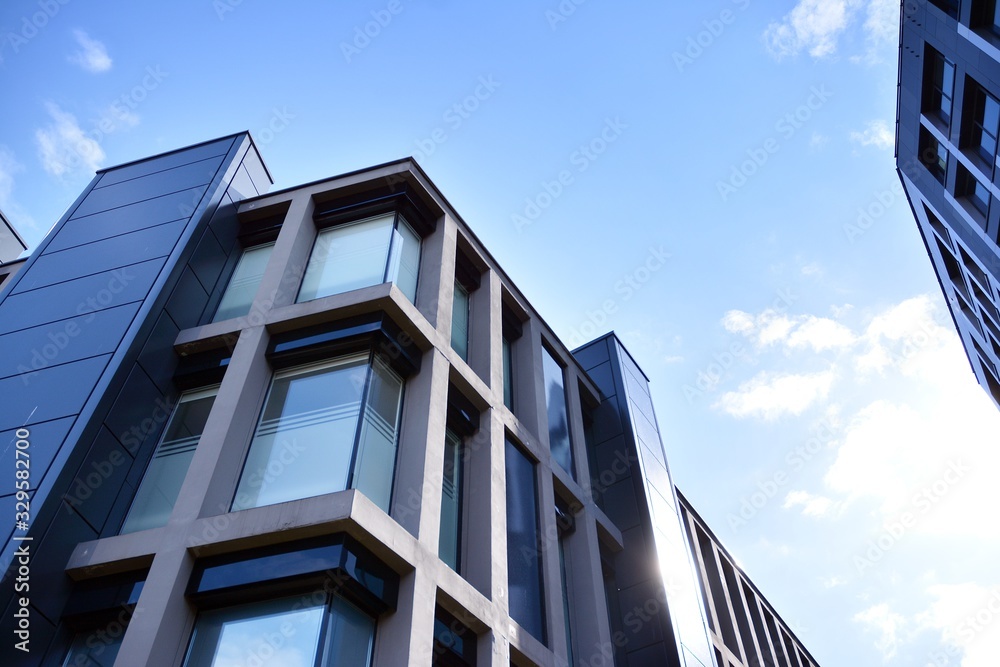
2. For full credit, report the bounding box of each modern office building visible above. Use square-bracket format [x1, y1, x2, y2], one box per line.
[0, 207, 28, 264]
[896, 0, 1000, 410]
[0, 133, 819, 666]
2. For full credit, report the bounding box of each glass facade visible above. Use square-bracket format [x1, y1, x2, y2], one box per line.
[213, 243, 274, 322]
[542, 346, 573, 476]
[121, 386, 219, 534]
[298, 213, 420, 304]
[233, 353, 403, 513]
[439, 428, 463, 571]
[504, 439, 545, 642]
[451, 281, 470, 362]
[182, 595, 373, 667]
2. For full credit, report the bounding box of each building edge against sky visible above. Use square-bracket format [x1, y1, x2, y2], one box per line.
[0, 132, 819, 666]
[896, 0, 1000, 412]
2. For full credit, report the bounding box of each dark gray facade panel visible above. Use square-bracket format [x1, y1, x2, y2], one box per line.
[102, 365, 169, 458]
[239, 143, 272, 194]
[72, 158, 223, 219]
[67, 427, 134, 534]
[187, 226, 228, 296]
[46, 188, 211, 253]
[0, 259, 163, 336]
[0, 304, 140, 381]
[136, 311, 182, 394]
[227, 162, 259, 202]
[0, 418, 75, 495]
[164, 265, 210, 329]
[94, 137, 234, 189]
[0, 355, 110, 432]
[13, 220, 185, 293]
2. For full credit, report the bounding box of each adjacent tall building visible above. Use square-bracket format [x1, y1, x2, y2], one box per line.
[0, 134, 819, 666]
[896, 0, 1000, 409]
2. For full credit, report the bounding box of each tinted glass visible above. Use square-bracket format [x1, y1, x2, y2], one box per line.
[505, 439, 545, 641]
[451, 283, 470, 361]
[122, 387, 218, 533]
[351, 355, 404, 512]
[233, 355, 367, 510]
[213, 243, 274, 322]
[542, 347, 573, 476]
[439, 429, 463, 570]
[298, 214, 394, 302]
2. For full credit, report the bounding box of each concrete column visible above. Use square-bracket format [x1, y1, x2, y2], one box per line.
[391, 347, 450, 543]
[256, 194, 316, 308]
[537, 472, 567, 663]
[467, 267, 494, 385]
[567, 509, 615, 666]
[371, 567, 436, 667]
[464, 407, 496, 598]
[176, 325, 270, 521]
[416, 213, 454, 330]
[490, 410, 510, 617]
[113, 547, 195, 667]
[563, 367, 588, 483]
[516, 318, 545, 449]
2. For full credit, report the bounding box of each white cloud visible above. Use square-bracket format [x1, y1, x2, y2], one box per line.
[809, 133, 830, 151]
[787, 316, 857, 352]
[763, 1, 897, 61]
[854, 603, 907, 661]
[68, 30, 112, 73]
[918, 583, 1000, 667]
[851, 119, 895, 150]
[783, 489, 841, 517]
[763, 0, 861, 59]
[0, 147, 23, 206]
[716, 368, 835, 420]
[722, 309, 755, 335]
[35, 103, 105, 176]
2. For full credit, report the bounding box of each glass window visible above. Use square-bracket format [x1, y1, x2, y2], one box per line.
[298, 213, 420, 304]
[542, 346, 573, 477]
[213, 243, 274, 322]
[451, 282, 470, 362]
[233, 353, 403, 513]
[505, 439, 545, 642]
[557, 506, 575, 667]
[439, 428, 464, 571]
[502, 336, 513, 410]
[62, 628, 125, 667]
[971, 85, 1000, 163]
[121, 387, 219, 534]
[433, 608, 477, 667]
[919, 127, 948, 184]
[182, 594, 373, 667]
[929, 0, 960, 18]
[957, 163, 991, 218]
[924, 47, 955, 124]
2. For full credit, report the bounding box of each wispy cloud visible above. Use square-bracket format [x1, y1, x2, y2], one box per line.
[854, 603, 907, 661]
[763, 0, 897, 61]
[851, 119, 894, 150]
[783, 489, 841, 517]
[35, 103, 106, 176]
[0, 147, 23, 206]
[763, 0, 859, 59]
[715, 368, 835, 420]
[723, 308, 856, 352]
[68, 30, 112, 73]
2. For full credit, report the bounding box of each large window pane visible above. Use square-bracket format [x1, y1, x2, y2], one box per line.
[322, 595, 376, 666]
[62, 629, 124, 667]
[213, 243, 274, 322]
[386, 217, 421, 303]
[502, 337, 513, 410]
[439, 428, 463, 571]
[121, 387, 218, 534]
[183, 597, 325, 667]
[351, 355, 404, 512]
[505, 439, 545, 642]
[542, 347, 573, 476]
[298, 214, 394, 302]
[451, 282, 470, 361]
[233, 355, 368, 510]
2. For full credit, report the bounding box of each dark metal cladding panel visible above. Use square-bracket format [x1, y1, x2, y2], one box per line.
[93, 137, 234, 189]
[71, 159, 222, 219]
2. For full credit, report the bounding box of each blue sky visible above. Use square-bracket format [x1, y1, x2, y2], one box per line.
[2, 0, 999, 665]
